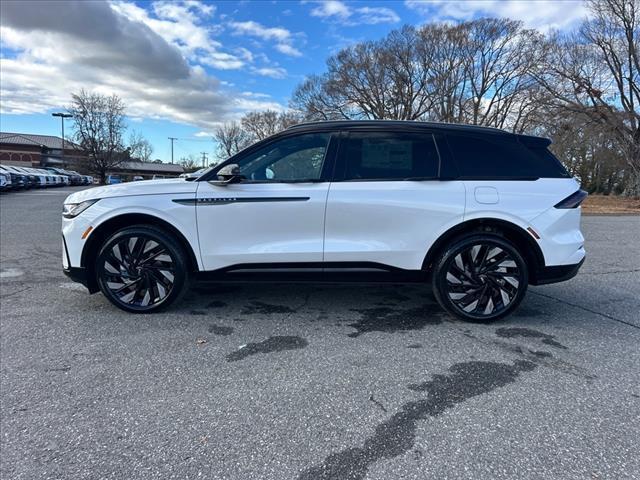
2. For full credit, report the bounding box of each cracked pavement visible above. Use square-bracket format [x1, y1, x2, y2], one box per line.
[1, 188, 639, 479]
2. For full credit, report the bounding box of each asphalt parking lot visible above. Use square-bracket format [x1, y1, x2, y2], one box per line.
[1, 187, 639, 480]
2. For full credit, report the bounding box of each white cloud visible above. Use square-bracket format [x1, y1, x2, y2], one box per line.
[229, 20, 292, 42]
[229, 20, 304, 57]
[275, 43, 303, 57]
[310, 1, 400, 25]
[241, 91, 272, 98]
[199, 52, 245, 70]
[0, 1, 282, 128]
[356, 7, 401, 25]
[311, 0, 351, 19]
[251, 67, 287, 79]
[404, 0, 589, 32]
[111, 1, 241, 69]
[194, 130, 212, 137]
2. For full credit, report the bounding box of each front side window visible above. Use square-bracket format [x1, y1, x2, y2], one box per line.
[236, 133, 331, 182]
[340, 132, 439, 180]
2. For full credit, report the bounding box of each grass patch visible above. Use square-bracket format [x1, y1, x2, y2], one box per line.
[582, 195, 640, 215]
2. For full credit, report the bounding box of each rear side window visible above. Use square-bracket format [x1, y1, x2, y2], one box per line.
[446, 133, 569, 179]
[340, 132, 439, 180]
[524, 145, 570, 178]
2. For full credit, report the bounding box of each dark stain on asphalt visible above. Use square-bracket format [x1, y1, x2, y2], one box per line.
[241, 301, 296, 315]
[226, 336, 308, 362]
[407, 343, 423, 349]
[44, 365, 71, 373]
[347, 304, 442, 337]
[528, 350, 553, 359]
[207, 300, 227, 309]
[208, 324, 234, 336]
[298, 360, 536, 480]
[190, 310, 207, 316]
[495, 327, 568, 349]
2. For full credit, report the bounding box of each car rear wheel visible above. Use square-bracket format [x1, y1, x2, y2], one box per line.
[432, 234, 528, 322]
[96, 225, 190, 313]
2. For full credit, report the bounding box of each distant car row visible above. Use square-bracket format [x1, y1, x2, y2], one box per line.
[0, 165, 94, 191]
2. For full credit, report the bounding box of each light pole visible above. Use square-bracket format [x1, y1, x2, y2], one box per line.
[168, 137, 177, 164]
[52, 112, 73, 168]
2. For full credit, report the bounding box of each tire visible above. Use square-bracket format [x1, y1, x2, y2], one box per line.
[95, 225, 190, 313]
[432, 234, 528, 322]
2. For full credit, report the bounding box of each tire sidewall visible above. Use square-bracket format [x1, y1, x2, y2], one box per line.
[432, 234, 529, 322]
[96, 226, 189, 313]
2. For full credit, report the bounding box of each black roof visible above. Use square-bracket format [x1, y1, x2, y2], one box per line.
[286, 120, 511, 135]
[286, 120, 551, 146]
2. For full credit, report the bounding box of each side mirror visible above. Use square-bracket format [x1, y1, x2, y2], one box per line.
[211, 163, 244, 185]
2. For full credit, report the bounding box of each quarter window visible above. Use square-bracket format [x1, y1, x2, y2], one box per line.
[446, 133, 568, 179]
[341, 132, 439, 180]
[236, 133, 331, 182]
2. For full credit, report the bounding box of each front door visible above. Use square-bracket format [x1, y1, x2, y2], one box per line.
[196, 131, 336, 271]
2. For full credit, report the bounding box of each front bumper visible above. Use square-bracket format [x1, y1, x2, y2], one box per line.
[62, 234, 98, 293]
[63, 266, 90, 287]
[531, 257, 585, 285]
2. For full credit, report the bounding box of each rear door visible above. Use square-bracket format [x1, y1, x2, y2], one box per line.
[323, 129, 465, 270]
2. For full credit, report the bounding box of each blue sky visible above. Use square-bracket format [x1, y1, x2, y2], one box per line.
[0, 0, 588, 163]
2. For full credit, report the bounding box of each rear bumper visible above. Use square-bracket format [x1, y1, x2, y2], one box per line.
[531, 257, 585, 285]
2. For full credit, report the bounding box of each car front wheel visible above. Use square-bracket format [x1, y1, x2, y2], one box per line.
[96, 225, 190, 313]
[432, 234, 528, 322]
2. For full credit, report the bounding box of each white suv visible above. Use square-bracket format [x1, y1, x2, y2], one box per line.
[62, 121, 586, 321]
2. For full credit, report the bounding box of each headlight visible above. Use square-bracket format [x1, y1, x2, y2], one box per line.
[62, 199, 99, 218]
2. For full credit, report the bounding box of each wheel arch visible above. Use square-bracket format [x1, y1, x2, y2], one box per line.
[80, 213, 200, 293]
[422, 218, 546, 282]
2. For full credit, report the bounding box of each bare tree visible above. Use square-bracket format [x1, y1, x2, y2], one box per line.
[290, 20, 542, 130]
[214, 121, 251, 160]
[291, 75, 349, 120]
[241, 110, 301, 141]
[68, 90, 127, 183]
[535, 0, 640, 194]
[128, 130, 154, 162]
[180, 154, 199, 172]
[460, 20, 543, 130]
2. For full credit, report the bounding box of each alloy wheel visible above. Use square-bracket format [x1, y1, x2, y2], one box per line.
[445, 243, 523, 318]
[100, 235, 175, 310]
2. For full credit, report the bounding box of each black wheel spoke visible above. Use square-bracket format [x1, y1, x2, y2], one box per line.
[114, 278, 141, 295]
[149, 268, 173, 291]
[131, 237, 147, 262]
[139, 245, 166, 265]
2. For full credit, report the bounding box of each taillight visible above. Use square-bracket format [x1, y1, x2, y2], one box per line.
[554, 189, 588, 209]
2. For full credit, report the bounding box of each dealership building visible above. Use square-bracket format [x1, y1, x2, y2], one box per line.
[0, 132, 183, 180]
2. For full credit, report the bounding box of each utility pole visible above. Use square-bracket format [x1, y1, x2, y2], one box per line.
[52, 112, 73, 168]
[200, 152, 208, 168]
[168, 137, 177, 164]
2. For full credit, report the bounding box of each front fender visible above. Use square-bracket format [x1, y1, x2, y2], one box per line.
[62, 193, 201, 270]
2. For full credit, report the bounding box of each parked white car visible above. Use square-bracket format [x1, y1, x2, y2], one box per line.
[61, 121, 586, 320]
